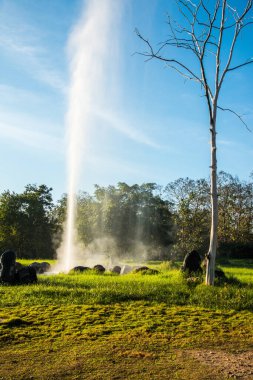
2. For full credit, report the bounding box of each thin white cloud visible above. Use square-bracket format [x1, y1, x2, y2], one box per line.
[94, 109, 163, 149]
[0, 5, 66, 93]
[0, 121, 63, 154]
[0, 110, 64, 154]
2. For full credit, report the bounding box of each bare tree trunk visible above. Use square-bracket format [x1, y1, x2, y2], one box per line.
[206, 118, 218, 285]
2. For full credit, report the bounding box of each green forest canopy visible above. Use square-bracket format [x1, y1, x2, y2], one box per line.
[0, 172, 252, 260]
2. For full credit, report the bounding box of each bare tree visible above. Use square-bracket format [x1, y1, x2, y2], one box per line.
[136, 0, 253, 285]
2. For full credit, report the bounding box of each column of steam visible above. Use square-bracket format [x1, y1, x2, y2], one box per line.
[61, 0, 122, 272]
[64, 91, 82, 271]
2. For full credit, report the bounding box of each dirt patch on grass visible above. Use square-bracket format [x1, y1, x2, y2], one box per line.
[0, 343, 227, 380]
[189, 349, 253, 379]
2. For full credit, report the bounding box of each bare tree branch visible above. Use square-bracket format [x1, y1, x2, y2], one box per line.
[217, 105, 251, 132]
[136, 0, 253, 119]
[227, 59, 253, 72]
[215, 0, 226, 99]
[241, 20, 253, 30]
[218, 1, 253, 88]
[135, 28, 203, 84]
[165, 63, 200, 82]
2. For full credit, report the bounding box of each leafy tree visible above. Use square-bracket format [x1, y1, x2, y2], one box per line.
[69, 183, 175, 259]
[165, 177, 210, 258]
[164, 172, 253, 259]
[52, 193, 68, 250]
[76, 191, 98, 245]
[0, 184, 56, 258]
[217, 172, 253, 256]
[137, 1, 253, 284]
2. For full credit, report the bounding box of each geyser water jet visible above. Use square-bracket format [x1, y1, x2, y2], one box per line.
[57, 0, 123, 272]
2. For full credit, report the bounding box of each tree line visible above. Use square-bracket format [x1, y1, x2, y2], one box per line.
[0, 172, 252, 260]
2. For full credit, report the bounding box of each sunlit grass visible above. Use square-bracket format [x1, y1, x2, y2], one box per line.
[1, 301, 252, 379]
[0, 260, 252, 379]
[1, 303, 252, 349]
[0, 262, 252, 310]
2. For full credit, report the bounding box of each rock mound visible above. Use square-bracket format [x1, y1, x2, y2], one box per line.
[93, 264, 106, 273]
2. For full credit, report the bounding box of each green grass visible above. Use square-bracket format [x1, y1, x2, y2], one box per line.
[1, 302, 252, 379]
[0, 266, 252, 310]
[0, 260, 252, 379]
[1, 303, 252, 348]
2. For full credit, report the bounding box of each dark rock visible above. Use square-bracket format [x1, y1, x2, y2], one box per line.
[72, 266, 90, 273]
[15, 262, 24, 271]
[93, 264, 106, 273]
[111, 266, 121, 274]
[215, 268, 226, 279]
[30, 262, 50, 274]
[17, 266, 37, 284]
[133, 266, 159, 275]
[182, 250, 203, 275]
[30, 262, 41, 273]
[0, 250, 16, 284]
[0, 250, 37, 285]
[40, 262, 51, 273]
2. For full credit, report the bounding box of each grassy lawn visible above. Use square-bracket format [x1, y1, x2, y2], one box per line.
[0, 260, 252, 379]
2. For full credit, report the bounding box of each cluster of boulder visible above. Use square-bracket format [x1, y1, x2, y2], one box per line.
[71, 264, 160, 275]
[71, 251, 227, 280]
[70, 251, 209, 276]
[0, 250, 37, 285]
[0, 250, 51, 285]
[71, 264, 106, 273]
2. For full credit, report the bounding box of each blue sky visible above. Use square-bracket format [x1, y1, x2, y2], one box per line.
[0, 0, 252, 201]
